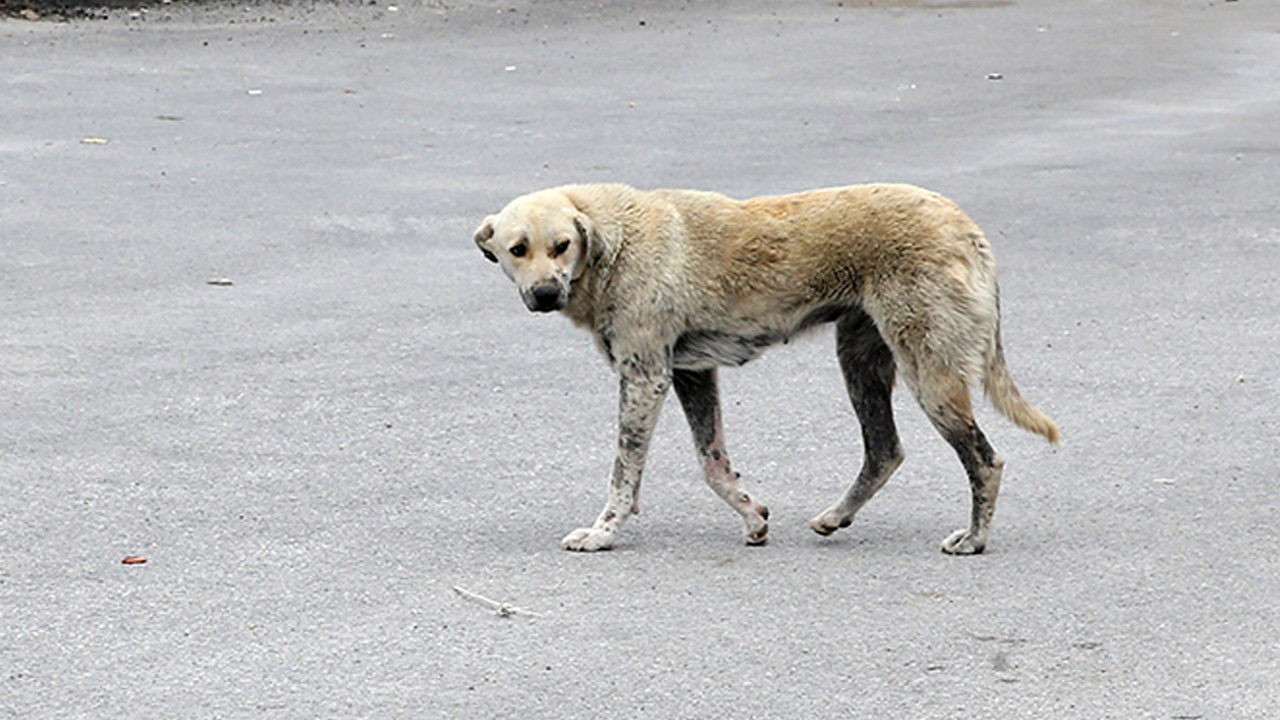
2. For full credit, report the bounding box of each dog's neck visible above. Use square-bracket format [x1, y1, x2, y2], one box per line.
[562, 269, 607, 329]
[562, 232, 624, 331]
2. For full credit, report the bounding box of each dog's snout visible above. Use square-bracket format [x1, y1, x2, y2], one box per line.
[530, 284, 563, 312]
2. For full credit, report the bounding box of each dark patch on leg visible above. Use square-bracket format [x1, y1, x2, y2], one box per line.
[673, 369, 720, 453]
[619, 430, 646, 453]
[610, 457, 627, 489]
[938, 420, 1000, 535]
[939, 422, 998, 478]
[821, 309, 904, 518]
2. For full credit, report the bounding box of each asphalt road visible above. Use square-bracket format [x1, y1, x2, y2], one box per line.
[3, 1, 1278, 718]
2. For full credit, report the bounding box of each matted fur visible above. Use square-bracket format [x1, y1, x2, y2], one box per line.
[474, 183, 1057, 554]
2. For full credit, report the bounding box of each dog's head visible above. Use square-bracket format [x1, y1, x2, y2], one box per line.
[474, 189, 603, 313]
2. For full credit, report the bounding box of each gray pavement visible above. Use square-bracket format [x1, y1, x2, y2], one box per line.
[2, 1, 1278, 717]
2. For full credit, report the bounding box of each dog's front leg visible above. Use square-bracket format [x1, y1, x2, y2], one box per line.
[562, 358, 671, 551]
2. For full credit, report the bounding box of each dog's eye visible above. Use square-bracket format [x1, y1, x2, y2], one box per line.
[553, 240, 571, 257]
[509, 243, 527, 257]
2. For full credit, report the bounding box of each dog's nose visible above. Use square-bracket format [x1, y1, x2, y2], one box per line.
[530, 285, 562, 312]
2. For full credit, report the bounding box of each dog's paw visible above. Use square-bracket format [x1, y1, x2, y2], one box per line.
[742, 500, 770, 545]
[941, 528, 986, 555]
[561, 526, 616, 552]
[808, 509, 853, 537]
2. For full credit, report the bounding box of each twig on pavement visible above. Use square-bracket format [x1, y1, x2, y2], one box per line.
[452, 585, 545, 619]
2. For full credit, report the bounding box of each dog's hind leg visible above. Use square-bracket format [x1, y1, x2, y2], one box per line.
[673, 368, 770, 545]
[810, 309, 905, 537]
[913, 369, 1005, 555]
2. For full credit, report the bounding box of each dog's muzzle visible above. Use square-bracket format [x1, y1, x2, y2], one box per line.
[525, 284, 565, 313]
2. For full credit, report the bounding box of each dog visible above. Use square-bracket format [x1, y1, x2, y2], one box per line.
[473, 183, 1058, 554]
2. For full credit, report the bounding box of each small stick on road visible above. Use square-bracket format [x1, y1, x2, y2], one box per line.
[452, 585, 545, 619]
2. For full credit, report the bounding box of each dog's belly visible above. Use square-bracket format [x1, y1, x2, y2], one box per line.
[669, 304, 859, 370]
[671, 329, 781, 370]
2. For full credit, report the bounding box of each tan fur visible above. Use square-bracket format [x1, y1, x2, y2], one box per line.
[475, 183, 1057, 553]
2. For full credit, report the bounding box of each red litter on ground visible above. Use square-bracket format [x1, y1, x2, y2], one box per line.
[121, 556, 147, 565]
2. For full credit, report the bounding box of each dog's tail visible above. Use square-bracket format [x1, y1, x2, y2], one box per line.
[983, 325, 1060, 444]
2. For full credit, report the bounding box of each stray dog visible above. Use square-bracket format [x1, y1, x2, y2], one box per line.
[474, 183, 1058, 554]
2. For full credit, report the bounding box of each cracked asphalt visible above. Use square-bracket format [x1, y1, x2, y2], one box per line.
[3, 1, 1279, 717]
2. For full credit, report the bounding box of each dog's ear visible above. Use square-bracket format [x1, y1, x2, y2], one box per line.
[473, 216, 499, 263]
[574, 213, 605, 267]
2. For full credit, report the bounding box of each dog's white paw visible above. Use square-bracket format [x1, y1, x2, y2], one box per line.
[743, 501, 770, 545]
[808, 508, 853, 537]
[561, 526, 616, 552]
[744, 512, 769, 546]
[941, 528, 986, 555]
